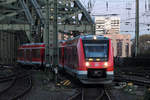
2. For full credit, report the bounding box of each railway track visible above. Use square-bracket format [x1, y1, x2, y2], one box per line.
[0, 72, 15, 83]
[115, 66, 150, 87]
[115, 74, 150, 87]
[103, 87, 113, 100]
[114, 62, 150, 87]
[68, 86, 113, 100]
[0, 66, 32, 100]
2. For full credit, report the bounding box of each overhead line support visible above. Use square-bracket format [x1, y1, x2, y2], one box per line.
[135, 0, 139, 56]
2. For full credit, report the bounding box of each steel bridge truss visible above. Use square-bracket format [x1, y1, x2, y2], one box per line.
[0, 0, 95, 42]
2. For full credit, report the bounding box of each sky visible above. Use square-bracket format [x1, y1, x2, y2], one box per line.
[80, 0, 150, 38]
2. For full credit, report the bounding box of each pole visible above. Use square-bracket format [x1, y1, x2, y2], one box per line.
[45, 0, 50, 67]
[135, 0, 139, 56]
[53, 0, 58, 82]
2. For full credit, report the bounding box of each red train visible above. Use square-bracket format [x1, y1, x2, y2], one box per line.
[17, 35, 114, 84]
[17, 43, 45, 68]
[59, 35, 114, 84]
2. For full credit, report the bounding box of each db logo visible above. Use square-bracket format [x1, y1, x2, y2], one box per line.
[95, 63, 99, 67]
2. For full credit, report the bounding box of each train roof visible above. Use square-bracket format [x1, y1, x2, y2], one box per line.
[19, 43, 45, 49]
[80, 35, 109, 40]
[19, 35, 109, 48]
[67, 35, 109, 41]
[21, 43, 44, 46]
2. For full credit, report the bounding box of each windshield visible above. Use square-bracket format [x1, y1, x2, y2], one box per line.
[83, 40, 109, 61]
[84, 44, 108, 58]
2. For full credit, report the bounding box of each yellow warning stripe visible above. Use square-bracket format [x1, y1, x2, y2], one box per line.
[66, 81, 71, 86]
[63, 80, 70, 86]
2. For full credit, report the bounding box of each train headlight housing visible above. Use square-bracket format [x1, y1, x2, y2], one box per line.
[93, 36, 97, 40]
[85, 62, 90, 67]
[104, 62, 108, 68]
[88, 58, 93, 61]
[96, 58, 100, 61]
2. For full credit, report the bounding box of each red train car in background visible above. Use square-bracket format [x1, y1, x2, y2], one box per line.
[59, 35, 114, 84]
[17, 43, 45, 68]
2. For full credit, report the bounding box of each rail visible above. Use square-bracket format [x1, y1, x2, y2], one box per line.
[68, 87, 113, 100]
[0, 66, 32, 100]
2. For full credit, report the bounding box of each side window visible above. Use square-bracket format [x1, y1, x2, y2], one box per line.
[31, 49, 35, 58]
[18, 49, 24, 58]
[26, 49, 30, 60]
[18, 49, 21, 57]
[31, 49, 40, 58]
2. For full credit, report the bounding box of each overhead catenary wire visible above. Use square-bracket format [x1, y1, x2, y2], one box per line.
[91, 0, 150, 36]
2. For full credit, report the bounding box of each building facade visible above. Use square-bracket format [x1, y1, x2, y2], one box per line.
[104, 34, 131, 57]
[94, 14, 131, 57]
[95, 14, 120, 35]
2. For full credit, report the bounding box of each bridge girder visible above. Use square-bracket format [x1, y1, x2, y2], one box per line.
[0, 0, 95, 42]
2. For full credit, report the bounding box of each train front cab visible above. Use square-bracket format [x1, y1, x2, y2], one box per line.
[76, 36, 114, 84]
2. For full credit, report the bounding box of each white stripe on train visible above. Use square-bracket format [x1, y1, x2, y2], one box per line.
[17, 61, 114, 75]
[17, 60, 42, 64]
[64, 65, 114, 75]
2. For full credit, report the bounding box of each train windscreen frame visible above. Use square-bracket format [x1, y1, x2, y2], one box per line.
[83, 40, 109, 61]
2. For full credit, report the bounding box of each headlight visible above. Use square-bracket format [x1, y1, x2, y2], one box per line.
[93, 36, 97, 40]
[104, 62, 108, 67]
[96, 58, 100, 61]
[88, 58, 93, 61]
[85, 62, 90, 67]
